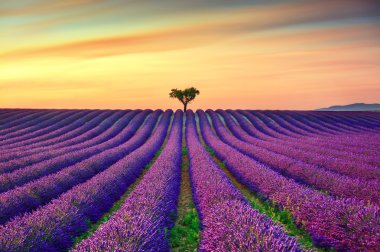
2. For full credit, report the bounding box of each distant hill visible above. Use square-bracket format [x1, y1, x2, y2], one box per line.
[317, 103, 380, 111]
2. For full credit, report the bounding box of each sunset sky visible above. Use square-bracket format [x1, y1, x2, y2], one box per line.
[1, 0, 380, 110]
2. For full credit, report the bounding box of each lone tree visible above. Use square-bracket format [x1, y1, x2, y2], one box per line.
[169, 87, 200, 112]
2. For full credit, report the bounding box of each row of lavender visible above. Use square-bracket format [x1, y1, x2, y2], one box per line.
[0, 109, 379, 251]
[186, 111, 304, 251]
[0, 110, 161, 225]
[231, 110, 380, 174]
[197, 110, 380, 251]
[240, 110, 380, 156]
[0, 109, 299, 251]
[255, 112, 379, 151]
[241, 110, 380, 150]
[0, 110, 107, 146]
[0, 110, 124, 157]
[1, 109, 378, 200]
[2, 108, 378, 150]
[0, 109, 74, 136]
[0, 110, 172, 251]
[0, 110, 148, 193]
[73, 110, 183, 251]
[0, 110, 106, 148]
[0, 111, 113, 170]
[1, 109, 378, 161]
[210, 110, 380, 204]
[228, 110, 380, 179]
[71, 110, 306, 251]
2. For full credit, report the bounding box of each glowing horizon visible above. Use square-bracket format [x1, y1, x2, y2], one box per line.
[1, 0, 379, 110]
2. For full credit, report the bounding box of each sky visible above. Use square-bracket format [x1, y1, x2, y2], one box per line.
[1, 0, 380, 110]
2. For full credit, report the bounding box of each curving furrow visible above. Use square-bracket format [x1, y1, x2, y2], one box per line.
[288, 112, 380, 144]
[0, 110, 102, 162]
[0, 111, 119, 173]
[331, 112, 380, 130]
[0, 110, 89, 146]
[0, 110, 162, 226]
[0, 110, 64, 136]
[253, 111, 380, 156]
[0, 110, 171, 252]
[360, 111, 380, 123]
[278, 111, 366, 134]
[306, 112, 364, 133]
[208, 110, 380, 204]
[198, 110, 380, 251]
[297, 111, 380, 133]
[0, 110, 54, 130]
[282, 111, 344, 135]
[0, 110, 113, 159]
[0, 109, 378, 252]
[235, 110, 380, 165]
[0, 110, 42, 125]
[0, 110, 152, 195]
[224, 110, 380, 181]
[187, 111, 304, 252]
[250, 110, 299, 138]
[0, 110, 138, 167]
[240, 111, 380, 159]
[0, 110, 115, 151]
[1, 110, 125, 151]
[73, 110, 183, 252]
[0, 110, 103, 154]
[254, 110, 362, 139]
[260, 111, 318, 137]
[273, 111, 355, 136]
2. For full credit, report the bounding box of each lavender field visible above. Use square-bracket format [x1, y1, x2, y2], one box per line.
[0, 109, 379, 252]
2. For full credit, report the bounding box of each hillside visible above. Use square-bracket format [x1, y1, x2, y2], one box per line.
[317, 103, 380, 111]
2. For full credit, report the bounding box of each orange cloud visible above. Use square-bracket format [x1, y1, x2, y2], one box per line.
[1, 0, 379, 110]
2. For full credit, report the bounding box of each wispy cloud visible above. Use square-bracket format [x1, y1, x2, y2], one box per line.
[2, 1, 379, 60]
[1, 0, 379, 109]
[0, 0, 104, 16]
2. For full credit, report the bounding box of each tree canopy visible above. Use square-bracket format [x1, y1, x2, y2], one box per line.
[169, 87, 200, 112]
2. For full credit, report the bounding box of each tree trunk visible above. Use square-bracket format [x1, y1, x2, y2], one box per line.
[184, 103, 187, 113]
